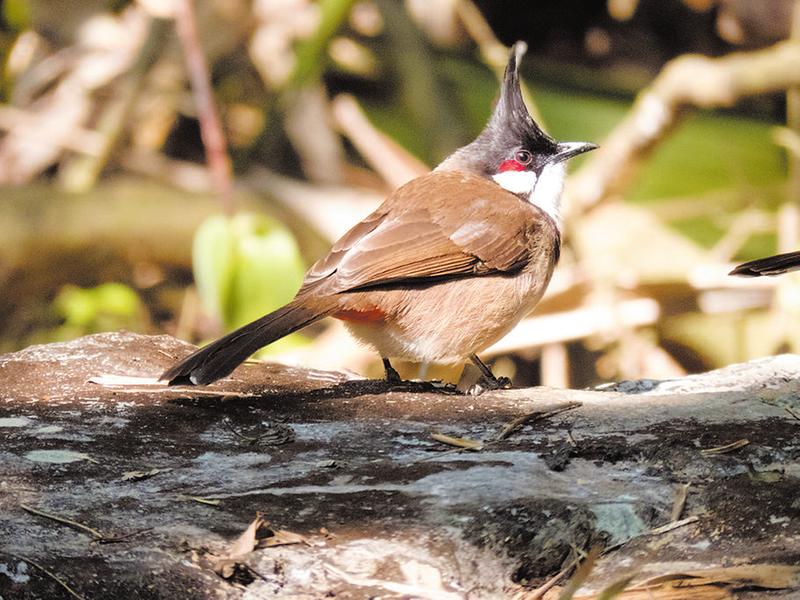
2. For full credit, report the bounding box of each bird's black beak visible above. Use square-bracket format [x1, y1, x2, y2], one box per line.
[551, 142, 598, 164]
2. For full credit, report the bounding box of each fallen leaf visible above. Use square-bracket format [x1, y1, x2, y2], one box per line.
[260, 529, 310, 548]
[746, 464, 785, 483]
[670, 482, 690, 521]
[121, 468, 170, 481]
[226, 513, 270, 558]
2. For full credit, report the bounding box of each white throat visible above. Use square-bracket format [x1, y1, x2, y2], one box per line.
[492, 162, 566, 226]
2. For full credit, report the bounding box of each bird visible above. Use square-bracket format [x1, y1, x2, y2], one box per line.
[729, 251, 800, 277]
[161, 41, 597, 390]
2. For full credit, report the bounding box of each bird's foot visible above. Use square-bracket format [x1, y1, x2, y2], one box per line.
[467, 374, 512, 396]
[466, 354, 512, 395]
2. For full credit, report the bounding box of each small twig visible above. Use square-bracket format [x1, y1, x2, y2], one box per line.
[496, 402, 582, 441]
[60, 17, 170, 192]
[700, 439, 750, 455]
[1, 552, 87, 600]
[430, 432, 483, 450]
[603, 516, 700, 555]
[522, 553, 582, 600]
[415, 402, 582, 464]
[177, 495, 221, 506]
[222, 418, 265, 443]
[784, 405, 800, 421]
[331, 94, 427, 189]
[566, 430, 578, 447]
[556, 546, 601, 600]
[21, 503, 105, 540]
[102, 386, 256, 398]
[20, 503, 148, 544]
[670, 482, 691, 522]
[647, 515, 700, 536]
[93, 528, 153, 545]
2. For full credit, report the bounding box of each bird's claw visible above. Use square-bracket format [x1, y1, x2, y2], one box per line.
[467, 375, 512, 396]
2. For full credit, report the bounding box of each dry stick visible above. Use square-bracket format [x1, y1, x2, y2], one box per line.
[174, 0, 234, 215]
[2, 552, 87, 600]
[646, 515, 699, 536]
[700, 439, 750, 455]
[0, 105, 104, 155]
[556, 546, 601, 600]
[331, 94, 428, 189]
[421, 402, 582, 464]
[20, 503, 104, 540]
[670, 482, 691, 522]
[569, 40, 800, 213]
[602, 515, 700, 555]
[20, 503, 149, 544]
[455, 0, 509, 71]
[61, 17, 169, 192]
[496, 402, 582, 441]
[523, 553, 583, 600]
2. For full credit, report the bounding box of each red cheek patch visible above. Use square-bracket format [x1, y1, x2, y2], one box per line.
[498, 159, 525, 172]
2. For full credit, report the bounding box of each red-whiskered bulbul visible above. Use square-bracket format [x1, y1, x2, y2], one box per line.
[162, 42, 596, 389]
[729, 251, 800, 277]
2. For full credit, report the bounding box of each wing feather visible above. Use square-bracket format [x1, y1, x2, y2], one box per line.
[296, 171, 554, 296]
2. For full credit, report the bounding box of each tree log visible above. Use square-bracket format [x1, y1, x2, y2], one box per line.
[0, 332, 798, 598]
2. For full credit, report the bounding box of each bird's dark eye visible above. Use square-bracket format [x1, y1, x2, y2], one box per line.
[515, 150, 532, 165]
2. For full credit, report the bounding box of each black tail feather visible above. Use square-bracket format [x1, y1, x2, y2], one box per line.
[729, 251, 800, 277]
[161, 299, 336, 385]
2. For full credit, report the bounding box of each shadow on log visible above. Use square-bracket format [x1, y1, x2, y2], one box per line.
[0, 332, 799, 598]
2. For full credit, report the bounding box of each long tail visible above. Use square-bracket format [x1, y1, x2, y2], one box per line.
[161, 298, 337, 385]
[729, 250, 800, 277]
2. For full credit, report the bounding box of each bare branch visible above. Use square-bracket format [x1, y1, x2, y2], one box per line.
[569, 41, 800, 213]
[174, 0, 234, 215]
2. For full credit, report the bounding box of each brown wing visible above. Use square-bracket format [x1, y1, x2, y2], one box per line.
[297, 171, 551, 296]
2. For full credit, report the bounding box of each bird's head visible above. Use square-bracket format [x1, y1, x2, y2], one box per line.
[437, 42, 596, 226]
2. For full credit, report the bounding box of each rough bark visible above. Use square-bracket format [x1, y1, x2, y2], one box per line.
[1, 332, 799, 598]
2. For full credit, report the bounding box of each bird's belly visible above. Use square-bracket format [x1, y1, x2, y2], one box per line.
[338, 271, 549, 363]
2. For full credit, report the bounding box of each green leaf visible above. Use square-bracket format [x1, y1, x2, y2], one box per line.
[191, 213, 309, 353]
[290, 0, 357, 87]
[52, 283, 144, 338]
[3, 0, 31, 30]
[192, 214, 237, 323]
[227, 213, 306, 328]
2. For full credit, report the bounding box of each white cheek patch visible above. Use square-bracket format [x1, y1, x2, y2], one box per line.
[492, 169, 537, 196]
[492, 163, 566, 227]
[530, 162, 566, 227]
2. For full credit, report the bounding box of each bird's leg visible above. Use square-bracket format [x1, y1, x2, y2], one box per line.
[382, 357, 402, 383]
[468, 354, 512, 395]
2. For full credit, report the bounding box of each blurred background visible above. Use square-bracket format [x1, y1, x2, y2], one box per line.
[1, 0, 799, 388]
